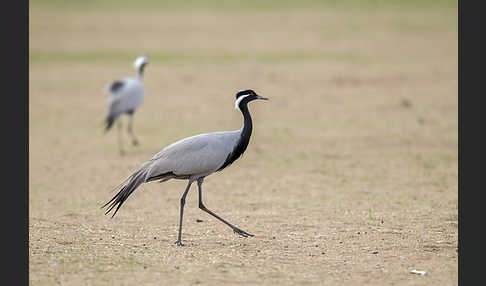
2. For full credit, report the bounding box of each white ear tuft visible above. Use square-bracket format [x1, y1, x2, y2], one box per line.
[234, 94, 251, 110]
[134, 55, 148, 69]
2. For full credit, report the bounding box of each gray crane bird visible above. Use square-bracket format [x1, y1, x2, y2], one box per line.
[104, 55, 149, 155]
[102, 89, 268, 246]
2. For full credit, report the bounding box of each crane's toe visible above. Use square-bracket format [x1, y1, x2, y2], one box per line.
[175, 240, 184, 247]
[132, 139, 139, 146]
[233, 228, 254, 238]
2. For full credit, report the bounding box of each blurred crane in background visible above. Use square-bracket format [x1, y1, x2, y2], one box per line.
[104, 55, 148, 155]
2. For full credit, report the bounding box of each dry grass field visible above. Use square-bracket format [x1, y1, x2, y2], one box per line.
[29, 1, 457, 285]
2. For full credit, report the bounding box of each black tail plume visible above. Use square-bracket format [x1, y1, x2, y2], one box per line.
[101, 170, 146, 218]
[105, 115, 115, 132]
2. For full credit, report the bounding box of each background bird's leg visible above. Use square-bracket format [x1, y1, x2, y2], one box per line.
[176, 180, 194, 246]
[117, 120, 125, 156]
[197, 178, 254, 238]
[127, 114, 139, 146]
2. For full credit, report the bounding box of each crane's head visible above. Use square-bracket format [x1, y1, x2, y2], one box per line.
[235, 89, 268, 110]
[133, 55, 149, 72]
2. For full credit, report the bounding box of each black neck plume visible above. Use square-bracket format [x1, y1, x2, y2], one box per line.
[217, 102, 253, 171]
[137, 63, 146, 78]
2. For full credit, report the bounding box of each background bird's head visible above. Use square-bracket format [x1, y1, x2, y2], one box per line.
[235, 89, 268, 110]
[133, 55, 149, 72]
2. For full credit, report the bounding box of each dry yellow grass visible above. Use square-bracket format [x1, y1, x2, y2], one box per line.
[30, 2, 457, 285]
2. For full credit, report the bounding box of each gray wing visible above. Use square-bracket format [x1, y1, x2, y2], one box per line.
[106, 77, 145, 117]
[144, 131, 241, 180]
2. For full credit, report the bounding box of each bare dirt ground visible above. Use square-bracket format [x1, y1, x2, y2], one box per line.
[29, 1, 457, 285]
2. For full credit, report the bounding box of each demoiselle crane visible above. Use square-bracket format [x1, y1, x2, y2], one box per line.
[104, 55, 148, 155]
[102, 89, 268, 246]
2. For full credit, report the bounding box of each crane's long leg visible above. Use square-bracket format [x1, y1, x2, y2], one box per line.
[197, 178, 254, 238]
[176, 180, 194, 246]
[117, 120, 125, 156]
[127, 114, 139, 146]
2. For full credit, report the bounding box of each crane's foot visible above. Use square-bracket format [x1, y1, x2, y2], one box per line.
[233, 227, 254, 238]
[132, 139, 139, 146]
[175, 240, 184, 247]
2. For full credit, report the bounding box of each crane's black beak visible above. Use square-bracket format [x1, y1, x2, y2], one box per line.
[256, 95, 268, 100]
